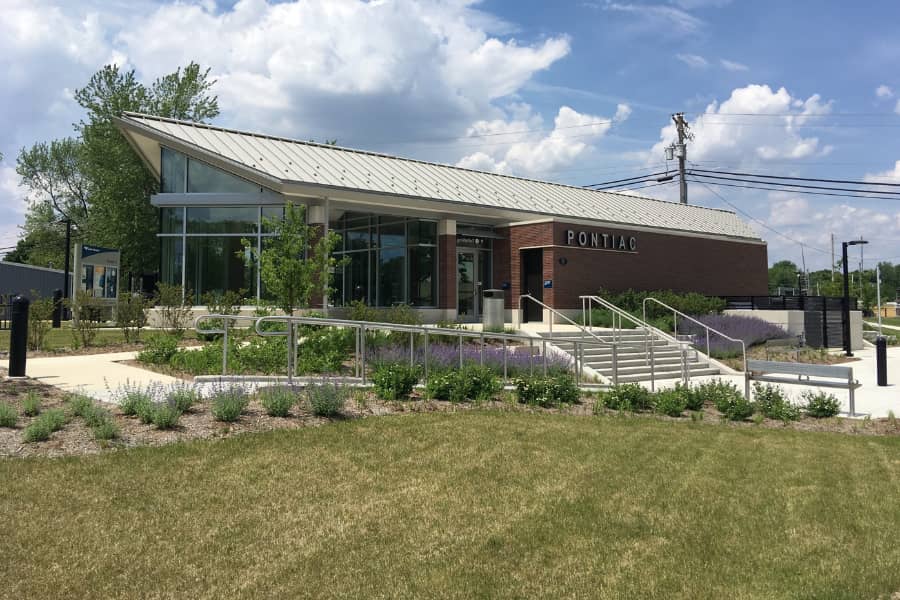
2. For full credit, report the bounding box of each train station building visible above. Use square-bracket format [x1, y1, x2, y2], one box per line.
[115, 113, 768, 323]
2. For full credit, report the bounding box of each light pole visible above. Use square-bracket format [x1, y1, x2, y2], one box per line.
[842, 239, 868, 356]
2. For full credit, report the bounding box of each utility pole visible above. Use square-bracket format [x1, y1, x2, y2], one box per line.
[830, 233, 835, 282]
[672, 113, 690, 204]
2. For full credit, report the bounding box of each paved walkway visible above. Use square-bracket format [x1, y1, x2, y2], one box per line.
[24, 351, 182, 403]
[11, 343, 900, 418]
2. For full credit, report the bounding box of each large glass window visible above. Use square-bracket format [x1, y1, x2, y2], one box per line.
[160, 237, 183, 286]
[186, 237, 255, 303]
[161, 207, 183, 234]
[160, 147, 269, 194]
[331, 213, 438, 307]
[187, 206, 258, 234]
[188, 159, 261, 194]
[408, 246, 436, 306]
[161, 147, 186, 193]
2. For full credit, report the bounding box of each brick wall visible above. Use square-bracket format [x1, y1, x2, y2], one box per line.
[437, 234, 456, 309]
[498, 221, 768, 310]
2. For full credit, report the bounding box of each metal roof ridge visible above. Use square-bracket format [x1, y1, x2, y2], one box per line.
[119, 112, 738, 217]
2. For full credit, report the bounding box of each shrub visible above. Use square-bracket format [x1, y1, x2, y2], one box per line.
[210, 385, 250, 422]
[694, 380, 744, 414]
[680, 314, 786, 358]
[0, 403, 18, 428]
[514, 374, 580, 408]
[654, 388, 687, 417]
[166, 385, 201, 413]
[307, 381, 348, 417]
[137, 333, 180, 365]
[23, 420, 51, 442]
[372, 364, 420, 400]
[296, 327, 354, 374]
[601, 383, 653, 411]
[425, 365, 500, 403]
[117, 293, 151, 343]
[706, 384, 754, 421]
[42, 409, 67, 431]
[66, 393, 94, 419]
[259, 386, 296, 417]
[114, 382, 158, 417]
[92, 420, 120, 441]
[83, 405, 113, 428]
[154, 282, 193, 337]
[753, 383, 801, 421]
[67, 290, 104, 348]
[22, 391, 42, 417]
[169, 343, 223, 375]
[803, 390, 841, 418]
[28, 293, 55, 351]
[150, 402, 182, 429]
[677, 383, 705, 411]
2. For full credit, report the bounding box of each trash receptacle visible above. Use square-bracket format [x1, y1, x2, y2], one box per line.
[482, 289, 504, 331]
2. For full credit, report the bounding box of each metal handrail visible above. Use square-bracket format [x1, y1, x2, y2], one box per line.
[581, 295, 682, 346]
[188, 313, 592, 384]
[581, 294, 694, 389]
[520, 294, 623, 385]
[194, 313, 263, 376]
[641, 297, 747, 372]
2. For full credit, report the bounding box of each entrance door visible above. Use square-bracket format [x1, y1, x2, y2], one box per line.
[457, 251, 479, 321]
[521, 249, 543, 322]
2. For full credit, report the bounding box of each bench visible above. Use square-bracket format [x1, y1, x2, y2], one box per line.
[764, 336, 803, 360]
[745, 359, 862, 416]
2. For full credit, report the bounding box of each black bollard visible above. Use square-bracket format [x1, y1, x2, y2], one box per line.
[52, 289, 63, 329]
[876, 337, 888, 387]
[8, 295, 30, 377]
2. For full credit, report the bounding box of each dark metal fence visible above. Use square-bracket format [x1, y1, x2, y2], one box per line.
[722, 295, 850, 349]
[721, 295, 852, 311]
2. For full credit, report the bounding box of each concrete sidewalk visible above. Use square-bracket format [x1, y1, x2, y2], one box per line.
[24, 351, 182, 403]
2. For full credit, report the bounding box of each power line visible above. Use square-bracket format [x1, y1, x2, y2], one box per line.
[693, 180, 830, 255]
[686, 177, 900, 202]
[604, 180, 677, 194]
[584, 170, 669, 188]
[690, 172, 900, 197]
[691, 168, 900, 187]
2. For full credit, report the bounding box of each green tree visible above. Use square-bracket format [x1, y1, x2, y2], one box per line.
[243, 202, 343, 315]
[74, 62, 219, 281]
[768, 260, 799, 293]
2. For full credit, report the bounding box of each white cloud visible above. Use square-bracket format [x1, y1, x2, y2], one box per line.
[112, 0, 571, 145]
[875, 84, 894, 99]
[651, 84, 834, 167]
[864, 160, 900, 183]
[676, 53, 709, 69]
[603, 3, 704, 36]
[456, 103, 630, 176]
[719, 58, 748, 71]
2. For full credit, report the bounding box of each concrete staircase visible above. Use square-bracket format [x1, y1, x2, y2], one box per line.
[538, 329, 721, 384]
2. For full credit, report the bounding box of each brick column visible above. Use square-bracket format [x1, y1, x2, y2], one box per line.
[437, 219, 456, 317]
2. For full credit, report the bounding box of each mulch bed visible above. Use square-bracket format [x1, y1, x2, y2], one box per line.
[1, 372, 898, 459]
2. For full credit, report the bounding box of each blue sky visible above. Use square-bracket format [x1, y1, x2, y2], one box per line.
[2, 0, 900, 271]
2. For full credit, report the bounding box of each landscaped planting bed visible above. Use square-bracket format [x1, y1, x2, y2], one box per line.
[2, 369, 899, 459]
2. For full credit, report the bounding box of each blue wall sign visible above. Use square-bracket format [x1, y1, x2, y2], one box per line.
[543, 280, 553, 289]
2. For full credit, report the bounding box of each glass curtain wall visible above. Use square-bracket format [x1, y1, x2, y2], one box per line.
[159, 206, 284, 304]
[330, 213, 437, 307]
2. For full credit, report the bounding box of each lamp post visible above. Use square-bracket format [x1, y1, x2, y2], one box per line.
[842, 239, 868, 356]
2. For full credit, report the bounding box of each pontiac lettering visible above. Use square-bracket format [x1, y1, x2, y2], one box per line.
[565, 229, 637, 251]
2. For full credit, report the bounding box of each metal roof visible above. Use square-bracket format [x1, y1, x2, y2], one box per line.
[118, 112, 762, 241]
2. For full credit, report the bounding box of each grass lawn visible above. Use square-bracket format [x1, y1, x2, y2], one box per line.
[0, 327, 197, 352]
[2, 413, 899, 599]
